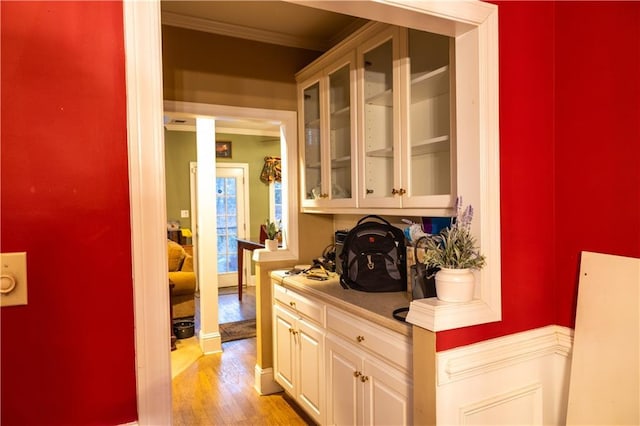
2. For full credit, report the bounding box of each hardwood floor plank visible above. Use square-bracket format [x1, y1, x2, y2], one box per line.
[172, 331, 313, 425]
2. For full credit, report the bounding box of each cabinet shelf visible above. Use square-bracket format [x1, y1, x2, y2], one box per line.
[365, 147, 394, 158]
[364, 135, 449, 158]
[305, 117, 320, 129]
[331, 155, 352, 168]
[411, 65, 449, 103]
[330, 106, 351, 130]
[365, 89, 393, 107]
[411, 135, 450, 155]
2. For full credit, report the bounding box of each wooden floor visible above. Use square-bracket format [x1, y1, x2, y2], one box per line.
[172, 286, 313, 425]
[218, 286, 256, 324]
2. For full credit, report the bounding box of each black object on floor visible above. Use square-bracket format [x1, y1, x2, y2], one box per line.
[173, 319, 195, 339]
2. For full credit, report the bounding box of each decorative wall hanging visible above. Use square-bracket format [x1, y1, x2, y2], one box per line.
[216, 141, 232, 158]
[260, 156, 281, 183]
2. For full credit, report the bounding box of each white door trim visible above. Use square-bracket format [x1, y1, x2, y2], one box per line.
[123, 1, 172, 424]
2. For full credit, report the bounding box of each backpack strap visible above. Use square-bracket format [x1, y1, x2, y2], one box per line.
[414, 236, 428, 265]
[355, 215, 393, 227]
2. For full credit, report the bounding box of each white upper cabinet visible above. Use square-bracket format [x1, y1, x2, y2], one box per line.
[297, 22, 457, 213]
[358, 25, 454, 209]
[403, 28, 455, 209]
[299, 52, 357, 209]
[357, 26, 402, 208]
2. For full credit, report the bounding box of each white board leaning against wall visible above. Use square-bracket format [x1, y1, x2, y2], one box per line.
[567, 251, 640, 425]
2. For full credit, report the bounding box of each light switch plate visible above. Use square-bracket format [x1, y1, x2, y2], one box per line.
[180, 210, 190, 218]
[1, 252, 28, 307]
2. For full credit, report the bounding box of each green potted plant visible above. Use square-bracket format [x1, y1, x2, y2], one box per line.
[423, 197, 486, 302]
[264, 219, 281, 251]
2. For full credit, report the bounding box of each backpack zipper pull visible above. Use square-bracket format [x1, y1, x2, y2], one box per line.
[367, 254, 374, 270]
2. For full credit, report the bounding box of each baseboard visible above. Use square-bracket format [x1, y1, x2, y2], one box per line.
[198, 330, 222, 354]
[254, 365, 283, 395]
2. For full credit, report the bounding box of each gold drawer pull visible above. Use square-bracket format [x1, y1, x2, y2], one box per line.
[360, 375, 369, 383]
[353, 371, 361, 378]
[289, 301, 296, 308]
[356, 335, 365, 343]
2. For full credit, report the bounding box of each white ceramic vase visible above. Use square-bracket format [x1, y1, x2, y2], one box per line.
[265, 239, 278, 251]
[435, 268, 475, 302]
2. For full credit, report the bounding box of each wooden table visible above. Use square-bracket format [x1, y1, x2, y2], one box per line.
[236, 237, 264, 302]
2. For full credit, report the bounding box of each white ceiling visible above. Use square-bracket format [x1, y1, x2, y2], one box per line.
[161, 1, 367, 136]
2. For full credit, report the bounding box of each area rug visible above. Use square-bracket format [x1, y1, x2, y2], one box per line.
[220, 319, 256, 343]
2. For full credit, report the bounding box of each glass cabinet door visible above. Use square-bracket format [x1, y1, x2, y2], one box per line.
[359, 30, 399, 207]
[328, 63, 353, 201]
[405, 29, 454, 206]
[302, 81, 321, 202]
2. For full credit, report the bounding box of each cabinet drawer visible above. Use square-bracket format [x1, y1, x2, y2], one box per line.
[274, 283, 324, 325]
[327, 306, 411, 371]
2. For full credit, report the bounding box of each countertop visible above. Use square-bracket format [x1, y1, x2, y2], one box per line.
[271, 270, 412, 336]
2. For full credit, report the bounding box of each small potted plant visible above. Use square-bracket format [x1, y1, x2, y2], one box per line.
[423, 197, 486, 302]
[264, 219, 281, 251]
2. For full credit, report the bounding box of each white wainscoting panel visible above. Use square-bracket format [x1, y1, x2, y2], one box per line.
[436, 326, 573, 425]
[459, 383, 542, 425]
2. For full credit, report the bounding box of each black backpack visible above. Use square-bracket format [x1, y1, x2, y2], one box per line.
[339, 215, 407, 292]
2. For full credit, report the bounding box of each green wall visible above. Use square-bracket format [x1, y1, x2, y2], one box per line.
[164, 130, 281, 238]
[165, 130, 196, 230]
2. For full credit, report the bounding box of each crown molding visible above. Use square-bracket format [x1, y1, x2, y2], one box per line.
[161, 11, 329, 51]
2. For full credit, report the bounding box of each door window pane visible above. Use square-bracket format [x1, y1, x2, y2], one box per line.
[216, 176, 238, 274]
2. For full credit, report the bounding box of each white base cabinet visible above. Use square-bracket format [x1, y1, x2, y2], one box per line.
[326, 334, 412, 426]
[273, 285, 326, 425]
[272, 280, 412, 425]
[325, 306, 413, 426]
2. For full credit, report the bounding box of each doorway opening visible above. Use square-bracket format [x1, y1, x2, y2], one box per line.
[163, 104, 298, 364]
[214, 163, 249, 289]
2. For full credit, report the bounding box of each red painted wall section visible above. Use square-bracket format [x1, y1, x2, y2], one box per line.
[437, 1, 640, 351]
[1, 2, 138, 425]
[437, 1, 557, 351]
[553, 1, 640, 327]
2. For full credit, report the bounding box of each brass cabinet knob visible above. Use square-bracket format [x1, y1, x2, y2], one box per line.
[356, 335, 365, 343]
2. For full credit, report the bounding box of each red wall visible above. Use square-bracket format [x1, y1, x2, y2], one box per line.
[437, 1, 640, 351]
[1, 2, 137, 424]
[553, 1, 640, 327]
[1, 1, 638, 422]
